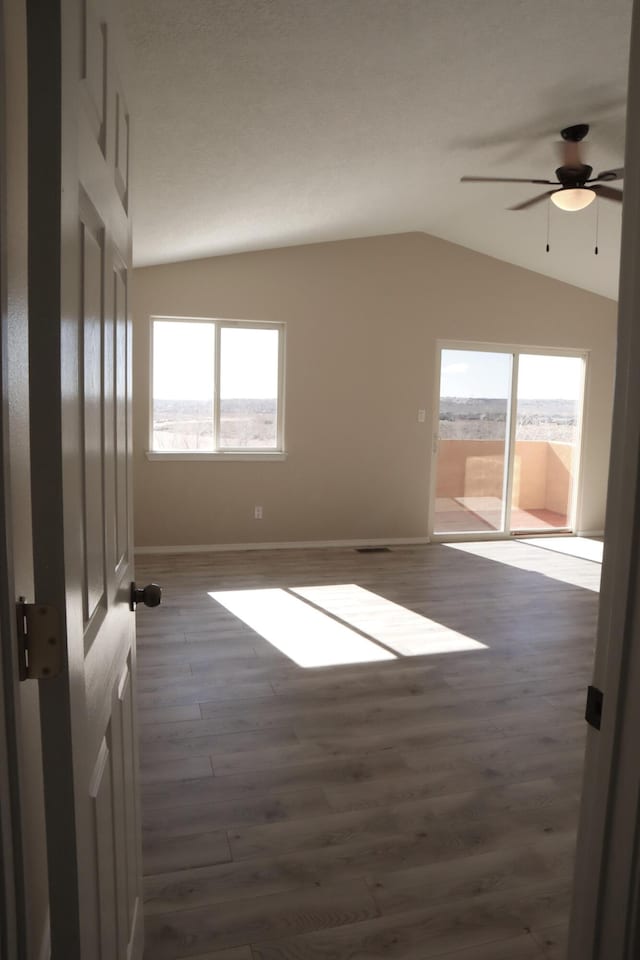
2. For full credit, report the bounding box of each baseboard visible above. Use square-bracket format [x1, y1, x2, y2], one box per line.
[134, 536, 431, 555]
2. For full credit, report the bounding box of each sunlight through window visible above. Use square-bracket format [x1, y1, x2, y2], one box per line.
[208, 588, 396, 667]
[291, 585, 487, 656]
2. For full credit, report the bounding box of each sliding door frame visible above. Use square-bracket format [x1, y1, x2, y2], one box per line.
[429, 339, 588, 542]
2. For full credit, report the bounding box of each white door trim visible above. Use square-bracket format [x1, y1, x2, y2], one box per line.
[568, 2, 640, 955]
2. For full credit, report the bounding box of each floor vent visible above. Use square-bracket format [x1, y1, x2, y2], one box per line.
[355, 546, 391, 553]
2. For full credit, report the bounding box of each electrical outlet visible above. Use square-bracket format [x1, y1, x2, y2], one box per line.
[254, 505, 263, 519]
[417, 409, 426, 423]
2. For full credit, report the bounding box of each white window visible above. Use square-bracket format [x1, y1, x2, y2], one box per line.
[149, 317, 285, 457]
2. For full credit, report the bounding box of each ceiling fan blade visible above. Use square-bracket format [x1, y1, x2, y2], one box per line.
[593, 185, 624, 203]
[461, 176, 556, 184]
[508, 190, 557, 211]
[592, 167, 624, 182]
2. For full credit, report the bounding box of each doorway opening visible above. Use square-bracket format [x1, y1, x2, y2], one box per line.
[431, 344, 586, 540]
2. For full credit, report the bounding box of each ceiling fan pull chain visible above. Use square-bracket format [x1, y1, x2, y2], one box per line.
[546, 198, 551, 253]
[594, 197, 600, 255]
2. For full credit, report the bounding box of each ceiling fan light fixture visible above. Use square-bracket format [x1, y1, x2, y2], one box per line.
[551, 188, 596, 212]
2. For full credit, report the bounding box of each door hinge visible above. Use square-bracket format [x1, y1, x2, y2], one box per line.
[585, 684, 604, 730]
[16, 597, 63, 681]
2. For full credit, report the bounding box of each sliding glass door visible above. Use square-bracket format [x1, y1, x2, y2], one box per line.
[510, 354, 584, 534]
[433, 349, 512, 535]
[431, 344, 585, 539]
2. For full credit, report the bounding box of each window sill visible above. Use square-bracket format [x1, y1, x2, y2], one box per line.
[145, 451, 288, 462]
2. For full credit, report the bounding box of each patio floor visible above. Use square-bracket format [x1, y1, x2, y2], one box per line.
[434, 497, 568, 535]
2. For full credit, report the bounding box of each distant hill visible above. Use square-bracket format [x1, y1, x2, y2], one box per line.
[439, 397, 577, 442]
[154, 398, 277, 420]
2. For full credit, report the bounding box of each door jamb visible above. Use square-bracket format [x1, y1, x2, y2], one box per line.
[0, 0, 27, 955]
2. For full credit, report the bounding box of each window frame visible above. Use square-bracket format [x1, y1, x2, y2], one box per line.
[147, 315, 286, 460]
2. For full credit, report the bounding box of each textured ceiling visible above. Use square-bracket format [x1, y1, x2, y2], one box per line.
[122, 0, 632, 299]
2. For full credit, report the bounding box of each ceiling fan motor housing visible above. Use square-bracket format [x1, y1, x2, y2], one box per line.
[556, 163, 593, 187]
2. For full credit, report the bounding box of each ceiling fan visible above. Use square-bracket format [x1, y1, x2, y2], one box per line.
[461, 124, 624, 211]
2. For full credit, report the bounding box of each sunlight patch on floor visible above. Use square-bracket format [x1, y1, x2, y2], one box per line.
[445, 541, 601, 592]
[209, 588, 396, 667]
[518, 536, 603, 564]
[291, 584, 487, 656]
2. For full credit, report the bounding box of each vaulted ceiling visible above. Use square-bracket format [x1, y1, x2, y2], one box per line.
[123, 0, 632, 299]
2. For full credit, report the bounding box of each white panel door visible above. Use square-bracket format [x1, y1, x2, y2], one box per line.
[28, 1, 142, 956]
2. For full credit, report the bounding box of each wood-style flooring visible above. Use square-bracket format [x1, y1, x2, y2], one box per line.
[135, 540, 601, 959]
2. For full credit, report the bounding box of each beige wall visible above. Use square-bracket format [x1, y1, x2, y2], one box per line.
[132, 232, 617, 548]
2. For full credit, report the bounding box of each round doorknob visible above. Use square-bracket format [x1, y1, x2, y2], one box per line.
[130, 582, 162, 611]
